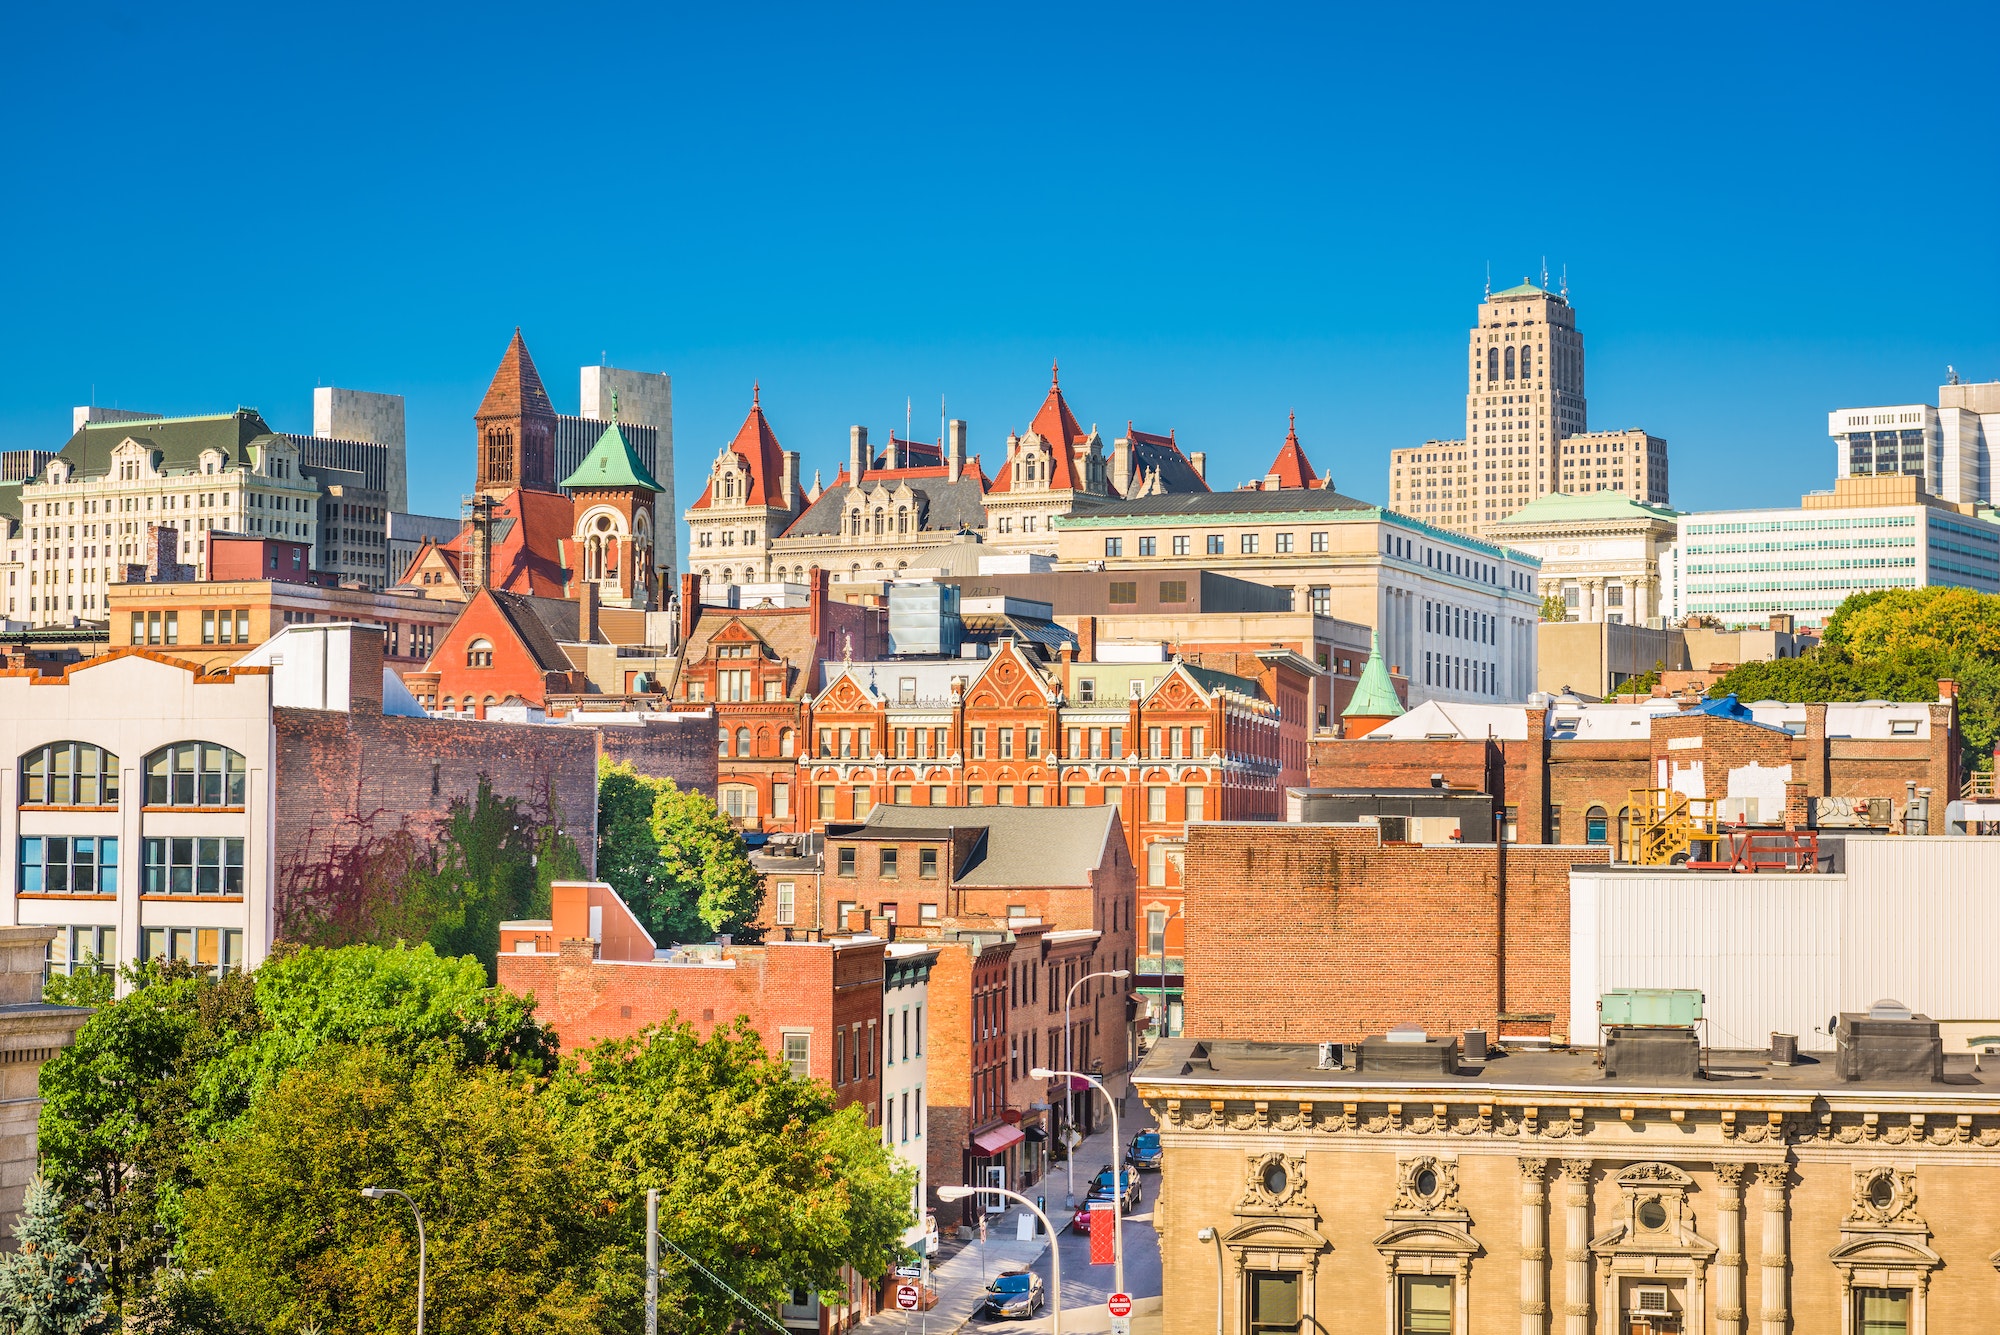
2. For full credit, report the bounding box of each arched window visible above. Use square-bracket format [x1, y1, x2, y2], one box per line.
[873, 508, 885, 536]
[1505, 346, 1516, 380]
[736, 727, 751, 756]
[1486, 347, 1498, 380]
[466, 638, 494, 668]
[717, 727, 730, 757]
[144, 743, 246, 808]
[781, 728, 796, 757]
[897, 506, 909, 534]
[20, 742, 119, 806]
[1585, 805, 1609, 845]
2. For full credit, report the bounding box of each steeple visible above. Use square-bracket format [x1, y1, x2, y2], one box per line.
[475, 328, 558, 495]
[560, 391, 664, 494]
[1263, 411, 1321, 490]
[1340, 631, 1407, 738]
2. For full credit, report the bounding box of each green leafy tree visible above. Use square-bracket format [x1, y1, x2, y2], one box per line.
[596, 762, 761, 944]
[1540, 591, 1569, 622]
[1616, 660, 1669, 698]
[549, 1019, 911, 1331]
[0, 1178, 109, 1334]
[41, 958, 114, 1010]
[182, 1049, 629, 1335]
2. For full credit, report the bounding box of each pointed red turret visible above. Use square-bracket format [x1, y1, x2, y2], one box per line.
[721, 384, 789, 506]
[475, 329, 558, 493]
[1265, 411, 1319, 489]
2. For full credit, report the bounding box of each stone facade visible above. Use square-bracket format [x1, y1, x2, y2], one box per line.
[0, 926, 89, 1241]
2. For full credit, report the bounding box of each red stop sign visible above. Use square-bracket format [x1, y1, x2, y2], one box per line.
[896, 1283, 921, 1311]
[1108, 1292, 1132, 1317]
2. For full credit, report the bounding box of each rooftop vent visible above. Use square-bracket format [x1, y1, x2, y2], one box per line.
[1603, 1025, 1701, 1081]
[1836, 1002, 1942, 1084]
[1356, 1031, 1459, 1076]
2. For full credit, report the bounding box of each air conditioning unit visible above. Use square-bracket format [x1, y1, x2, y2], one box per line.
[1632, 1286, 1671, 1315]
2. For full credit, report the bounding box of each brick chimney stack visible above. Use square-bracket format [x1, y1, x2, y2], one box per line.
[947, 419, 967, 485]
[679, 571, 701, 647]
[849, 426, 868, 486]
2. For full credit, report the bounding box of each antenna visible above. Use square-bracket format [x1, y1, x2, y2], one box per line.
[1560, 264, 1569, 300]
[1540, 256, 1549, 289]
[906, 397, 913, 452]
[1484, 262, 1491, 299]
[940, 393, 947, 445]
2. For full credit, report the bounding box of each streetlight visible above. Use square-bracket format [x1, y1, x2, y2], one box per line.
[360, 1187, 426, 1335]
[1035, 1066, 1122, 1297]
[1060, 968, 1131, 1206]
[937, 1184, 1061, 1335]
[1197, 1226, 1223, 1335]
[1146, 908, 1182, 1044]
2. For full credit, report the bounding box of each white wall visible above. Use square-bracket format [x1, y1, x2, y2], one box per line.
[1570, 838, 2000, 1051]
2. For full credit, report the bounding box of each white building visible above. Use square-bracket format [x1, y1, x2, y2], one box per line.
[1830, 377, 2000, 505]
[1486, 490, 1680, 625]
[1569, 836, 2000, 1052]
[1665, 475, 2000, 627]
[883, 941, 936, 1256]
[0, 651, 276, 979]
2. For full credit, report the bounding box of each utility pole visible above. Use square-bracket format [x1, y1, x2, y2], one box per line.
[646, 1188, 659, 1335]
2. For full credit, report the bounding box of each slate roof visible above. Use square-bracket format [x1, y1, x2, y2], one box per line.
[780, 466, 989, 539]
[50, 409, 275, 481]
[1122, 425, 1210, 495]
[988, 364, 1088, 494]
[690, 387, 790, 510]
[439, 487, 575, 598]
[476, 330, 556, 420]
[1263, 413, 1320, 489]
[858, 804, 1122, 887]
[1057, 487, 1375, 522]
[487, 589, 583, 670]
[682, 606, 824, 700]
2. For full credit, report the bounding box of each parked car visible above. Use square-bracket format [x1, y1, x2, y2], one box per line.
[1088, 1164, 1142, 1212]
[980, 1268, 1045, 1319]
[1069, 1202, 1094, 1235]
[1125, 1130, 1163, 1171]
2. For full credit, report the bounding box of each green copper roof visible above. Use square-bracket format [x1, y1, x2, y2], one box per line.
[1341, 631, 1406, 719]
[560, 414, 663, 493]
[1492, 281, 1553, 298]
[1490, 490, 1679, 526]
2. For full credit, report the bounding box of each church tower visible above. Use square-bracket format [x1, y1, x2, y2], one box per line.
[475, 329, 559, 495]
[561, 392, 665, 609]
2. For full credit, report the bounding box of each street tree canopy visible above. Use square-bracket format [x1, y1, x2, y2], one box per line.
[596, 760, 762, 943]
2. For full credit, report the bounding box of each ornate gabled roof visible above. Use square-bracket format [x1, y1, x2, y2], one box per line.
[1265, 412, 1320, 489]
[1123, 424, 1210, 496]
[560, 400, 663, 493]
[1342, 631, 1406, 720]
[476, 329, 555, 421]
[779, 464, 988, 539]
[695, 384, 789, 509]
[991, 362, 1087, 494]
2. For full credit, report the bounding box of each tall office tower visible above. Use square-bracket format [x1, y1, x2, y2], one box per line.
[312, 387, 408, 512]
[1830, 377, 2000, 505]
[1388, 279, 1669, 535]
[578, 365, 674, 574]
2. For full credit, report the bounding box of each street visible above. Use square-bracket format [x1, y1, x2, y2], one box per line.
[866, 1095, 1162, 1333]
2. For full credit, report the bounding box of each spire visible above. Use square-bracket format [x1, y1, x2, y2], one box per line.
[752, 381, 760, 408]
[1264, 412, 1319, 490]
[475, 328, 555, 421]
[1051, 358, 1060, 390]
[1341, 629, 1407, 732]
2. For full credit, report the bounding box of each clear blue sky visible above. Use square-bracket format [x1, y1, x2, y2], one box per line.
[5, 3, 1996, 566]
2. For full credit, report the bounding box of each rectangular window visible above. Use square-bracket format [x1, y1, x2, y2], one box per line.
[1147, 786, 1167, 822]
[970, 728, 986, 759]
[817, 785, 836, 820]
[772, 783, 790, 818]
[998, 727, 1013, 759]
[1186, 786, 1205, 821]
[818, 728, 832, 758]
[1066, 785, 1085, 805]
[1240, 533, 1259, 554]
[837, 847, 857, 877]
[775, 881, 795, 925]
[1103, 784, 1123, 811]
[858, 727, 873, 758]
[202, 608, 217, 644]
[1147, 909, 1167, 956]
[929, 784, 947, 805]
[851, 784, 869, 817]
[1856, 1287, 1910, 1335]
[1108, 727, 1123, 757]
[1310, 531, 1327, 552]
[1169, 726, 1183, 758]
[1104, 537, 1123, 557]
[996, 784, 1015, 806]
[1398, 1275, 1453, 1335]
[1309, 586, 1331, 616]
[1275, 532, 1293, 553]
[893, 784, 911, 804]
[783, 1032, 810, 1078]
[1148, 726, 1162, 757]
[919, 903, 939, 923]
[142, 836, 243, 895]
[834, 1030, 845, 1083]
[1172, 535, 1190, 556]
[1191, 726, 1205, 755]
[919, 847, 939, 878]
[880, 847, 899, 878]
[968, 785, 985, 805]
[1206, 534, 1225, 555]
[1108, 581, 1137, 604]
[1248, 1271, 1301, 1335]
[1147, 842, 1167, 885]
[1026, 727, 1041, 757]
[19, 836, 118, 895]
[1158, 579, 1187, 603]
[1025, 785, 1045, 806]
[1138, 537, 1156, 556]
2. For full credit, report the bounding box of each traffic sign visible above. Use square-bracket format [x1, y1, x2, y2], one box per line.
[1108, 1292, 1133, 1317]
[895, 1283, 921, 1311]
[895, 1264, 922, 1278]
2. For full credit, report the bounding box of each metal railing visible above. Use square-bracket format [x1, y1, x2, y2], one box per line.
[1965, 772, 1996, 800]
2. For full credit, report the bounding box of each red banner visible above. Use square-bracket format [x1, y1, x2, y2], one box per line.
[1088, 1201, 1115, 1265]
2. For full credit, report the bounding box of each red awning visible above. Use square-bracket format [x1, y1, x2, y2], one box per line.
[972, 1125, 1026, 1157]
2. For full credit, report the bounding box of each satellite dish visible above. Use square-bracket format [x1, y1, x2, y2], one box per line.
[1828, 1015, 1838, 1035]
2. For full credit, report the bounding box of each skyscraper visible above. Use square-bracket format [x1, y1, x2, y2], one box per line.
[1389, 279, 1669, 535]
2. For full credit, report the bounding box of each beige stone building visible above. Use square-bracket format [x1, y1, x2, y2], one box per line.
[1139, 1020, 2000, 1335]
[1390, 281, 1671, 537]
[1488, 491, 1680, 626]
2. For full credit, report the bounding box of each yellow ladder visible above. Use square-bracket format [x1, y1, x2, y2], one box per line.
[1622, 787, 1721, 865]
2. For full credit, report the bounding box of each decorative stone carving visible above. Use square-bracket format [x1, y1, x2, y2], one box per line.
[1391, 1155, 1463, 1215]
[1239, 1151, 1309, 1214]
[1847, 1166, 1920, 1228]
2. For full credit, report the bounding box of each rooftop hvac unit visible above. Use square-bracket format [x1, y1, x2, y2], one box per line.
[1599, 988, 1704, 1026]
[1632, 1286, 1671, 1314]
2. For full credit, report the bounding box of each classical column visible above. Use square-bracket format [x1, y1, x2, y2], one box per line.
[1757, 1162, 1790, 1335]
[1560, 1158, 1593, 1335]
[1520, 1157, 1550, 1335]
[1714, 1163, 1747, 1335]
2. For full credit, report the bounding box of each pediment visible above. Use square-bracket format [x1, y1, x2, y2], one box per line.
[1830, 1234, 1941, 1270]
[1374, 1219, 1478, 1257]
[1222, 1217, 1327, 1253]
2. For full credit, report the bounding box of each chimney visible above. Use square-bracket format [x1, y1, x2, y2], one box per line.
[467, 494, 494, 592]
[1076, 615, 1096, 663]
[885, 433, 900, 471]
[809, 566, 830, 645]
[1189, 451, 1207, 482]
[947, 419, 967, 484]
[1113, 428, 1132, 495]
[346, 624, 386, 714]
[781, 450, 799, 509]
[679, 571, 701, 647]
[1938, 678, 1958, 703]
[575, 575, 599, 643]
[849, 426, 868, 486]
[1768, 612, 1794, 633]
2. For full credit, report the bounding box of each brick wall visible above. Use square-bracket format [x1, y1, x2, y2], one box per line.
[1181, 823, 1605, 1044]
[591, 713, 721, 797]
[272, 708, 598, 935]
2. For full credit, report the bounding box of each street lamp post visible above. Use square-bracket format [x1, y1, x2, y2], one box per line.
[1148, 908, 1182, 1043]
[360, 1187, 426, 1335]
[1061, 968, 1131, 1206]
[937, 1184, 1061, 1335]
[1197, 1226, 1224, 1335]
[1035, 1066, 1122, 1298]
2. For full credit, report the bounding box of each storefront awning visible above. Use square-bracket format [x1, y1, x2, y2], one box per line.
[1023, 1126, 1047, 1142]
[972, 1124, 1025, 1156]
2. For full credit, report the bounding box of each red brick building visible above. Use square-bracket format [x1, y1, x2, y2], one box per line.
[1180, 821, 1608, 1046]
[1308, 692, 1962, 843]
[404, 587, 588, 718]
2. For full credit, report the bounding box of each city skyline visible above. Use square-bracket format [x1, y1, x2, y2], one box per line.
[4, 5, 1996, 565]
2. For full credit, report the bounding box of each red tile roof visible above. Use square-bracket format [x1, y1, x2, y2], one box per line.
[989, 362, 1087, 494]
[439, 487, 575, 598]
[1265, 412, 1320, 489]
[690, 385, 789, 510]
[476, 329, 555, 420]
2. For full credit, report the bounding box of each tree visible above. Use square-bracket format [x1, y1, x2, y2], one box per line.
[1616, 660, 1668, 698]
[0, 1178, 109, 1334]
[597, 761, 762, 944]
[182, 1049, 629, 1335]
[41, 958, 114, 1010]
[548, 1019, 912, 1331]
[1540, 591, 1568, 622]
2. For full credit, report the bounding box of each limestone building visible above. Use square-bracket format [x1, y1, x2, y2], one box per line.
[1390, 281, 1671, 536]
[1486, 491, 1680, 626]
[684, 387, 804, 586]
